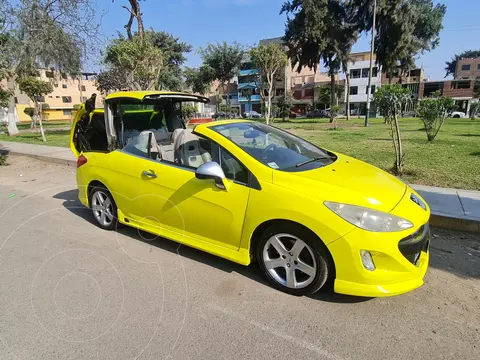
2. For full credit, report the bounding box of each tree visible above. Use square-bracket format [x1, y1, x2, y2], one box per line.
[348, 0, 446, 81]
[23, 107, 35, 128]
[2, 0, 101, 136]
[470, 102, 480, 119]
[281, 0, 357, 123]
[374, 85, 411, 174]
[100, 34, 162, 91]
[17, 76, 53, 142]
[115, 0, 145, 40]
[149, 31, 192, 91]
[445, 50, 480, 78]
[417, 91, 456, 141]
[198, 41, 245, 106]
[184, 66, 214, 95]
[249, 43, 288, 124]
[181, 103, 196, 121]
[277, 91, 293, 121]
[316, 85, 344, 109]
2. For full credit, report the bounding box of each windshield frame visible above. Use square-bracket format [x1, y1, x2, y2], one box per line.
[209, 121, 337, 172]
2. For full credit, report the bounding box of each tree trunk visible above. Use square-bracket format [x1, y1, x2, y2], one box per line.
[346, 73, 351, 121]
[393, 113, 403, 174]
[266, 80, 274, 125]
[31, 116, 36, 129]
[329, 70, 335, 123]
[6, 77, 19, 136]
[35, 100, 47, 142]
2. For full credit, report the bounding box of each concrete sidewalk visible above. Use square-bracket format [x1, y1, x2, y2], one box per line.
[0, 140, 75, 166]
[1, 140, 479, 231]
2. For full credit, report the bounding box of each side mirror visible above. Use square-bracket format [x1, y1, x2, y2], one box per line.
[195, 162, 228, 190]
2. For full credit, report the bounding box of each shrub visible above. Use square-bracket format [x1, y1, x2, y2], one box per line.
[181, 104, 197, 120]
[417, 91, 456, 141]
[23, 107, 35, 118]
[0, 154, 7, 166]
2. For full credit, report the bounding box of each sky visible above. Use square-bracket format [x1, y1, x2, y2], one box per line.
[96, 0, 480, 80]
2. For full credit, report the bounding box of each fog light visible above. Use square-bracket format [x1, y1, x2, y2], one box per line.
[360, 250, 375, 271]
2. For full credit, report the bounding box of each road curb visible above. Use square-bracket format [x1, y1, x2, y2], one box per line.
[430, 214, 480, 234]
[3, 150, 76, 167]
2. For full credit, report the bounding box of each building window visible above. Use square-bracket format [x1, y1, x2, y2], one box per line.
[63, 110, 72, 116]
[275, 89, 285, 96]
[477, 64, 480, 70]
[293, 90, 302, 99]
[366, 85, 376, 94]
[350, 86, 358, 95]
[62, 84, 67, 89]
[14, 97, 18, 104]
[54, 83, 59, 87]
[350, 69, 361, 79]
[304, 88, 314, 97]
[56, 96, 60, 98]
[372, 67, 378, 77]
[361, 68, 369, 78]
[450, 81, 471, 90]
[79, 85, 86, 91]
[62, 96, 72, 103]
[461, 64, 471, 71]
[45, 71, 54, 78]
[48, 95, 53, 98]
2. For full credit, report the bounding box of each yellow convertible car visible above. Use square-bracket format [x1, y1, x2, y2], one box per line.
[71, 91, 430, 297]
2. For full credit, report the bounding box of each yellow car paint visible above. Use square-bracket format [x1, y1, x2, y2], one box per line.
[72, 92, 431, 297]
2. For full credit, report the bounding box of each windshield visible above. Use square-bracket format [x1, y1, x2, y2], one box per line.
[210, 122, 336, 172]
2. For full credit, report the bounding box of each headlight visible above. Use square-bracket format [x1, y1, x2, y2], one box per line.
[324, 202, 413, 232]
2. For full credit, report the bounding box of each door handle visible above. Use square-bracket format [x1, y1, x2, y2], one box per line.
[142, 170, 157, 179]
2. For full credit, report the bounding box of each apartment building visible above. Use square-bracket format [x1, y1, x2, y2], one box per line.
[455, 57, 480, 79]
[238, 59, 261, 114]
[345, 52, 381, 115]
[13, 69, 101, 122]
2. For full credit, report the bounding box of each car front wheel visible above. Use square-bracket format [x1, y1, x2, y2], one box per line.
[256, 224, 331, 296]
[89, 185, 118, 231]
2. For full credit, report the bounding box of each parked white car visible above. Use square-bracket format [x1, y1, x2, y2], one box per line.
[450, 111, 466, 118]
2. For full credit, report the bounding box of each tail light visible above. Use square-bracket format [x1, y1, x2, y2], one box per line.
[77, 155, 88, 168]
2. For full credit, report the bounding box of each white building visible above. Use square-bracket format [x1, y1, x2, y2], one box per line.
[345, 52, 382, 115]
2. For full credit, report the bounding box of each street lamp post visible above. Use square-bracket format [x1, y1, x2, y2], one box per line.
[365, 0, 377, 127]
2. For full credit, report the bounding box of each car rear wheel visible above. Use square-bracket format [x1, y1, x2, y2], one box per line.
[256, 223, 331, 296]
[89, 185, 118, 231]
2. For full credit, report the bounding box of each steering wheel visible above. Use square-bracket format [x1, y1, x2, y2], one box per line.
[261, 143, 277, 159]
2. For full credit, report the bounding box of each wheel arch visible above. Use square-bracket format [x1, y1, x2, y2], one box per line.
[87, 180, 109, 207]
[249, 219, 335, 270]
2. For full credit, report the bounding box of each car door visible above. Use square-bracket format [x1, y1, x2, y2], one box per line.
[133, 147, 251, 251]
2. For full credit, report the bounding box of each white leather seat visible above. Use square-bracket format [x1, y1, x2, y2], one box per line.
[173, 129, 212, 167]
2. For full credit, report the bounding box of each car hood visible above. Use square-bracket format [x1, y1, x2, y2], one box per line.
[272, 153, 407, 212]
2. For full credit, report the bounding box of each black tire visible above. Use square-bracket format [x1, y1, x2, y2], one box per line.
[88, 185, 118, 231]
[256, 223, 332, 296]
[453, 114, 460, 118]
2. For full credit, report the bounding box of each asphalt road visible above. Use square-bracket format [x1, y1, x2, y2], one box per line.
[0, 155, 479, 360]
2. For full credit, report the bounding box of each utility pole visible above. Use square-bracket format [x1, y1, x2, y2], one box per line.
[365, 0, 377, 127]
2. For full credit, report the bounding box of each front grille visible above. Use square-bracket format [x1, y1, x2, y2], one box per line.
[398, 223, 430, 265]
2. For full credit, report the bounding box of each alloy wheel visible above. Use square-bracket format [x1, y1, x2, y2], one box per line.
[91, 190, 115, 227]
[262, 233, 317, 289]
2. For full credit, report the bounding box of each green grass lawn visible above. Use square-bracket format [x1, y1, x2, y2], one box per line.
[1, 117, 479, 190]
[0, 123, 71, 147]
[273, 117, 480, 190]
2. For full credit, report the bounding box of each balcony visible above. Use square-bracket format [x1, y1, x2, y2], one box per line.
[238, 82, 257, 89]
[239, 95, 261, 102]
[239, 69, 260, 76]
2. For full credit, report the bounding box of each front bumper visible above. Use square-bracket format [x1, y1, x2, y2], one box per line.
[327, 223, 430, 297]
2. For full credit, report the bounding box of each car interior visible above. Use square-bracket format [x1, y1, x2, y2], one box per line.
[72, 98, 249, 183]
